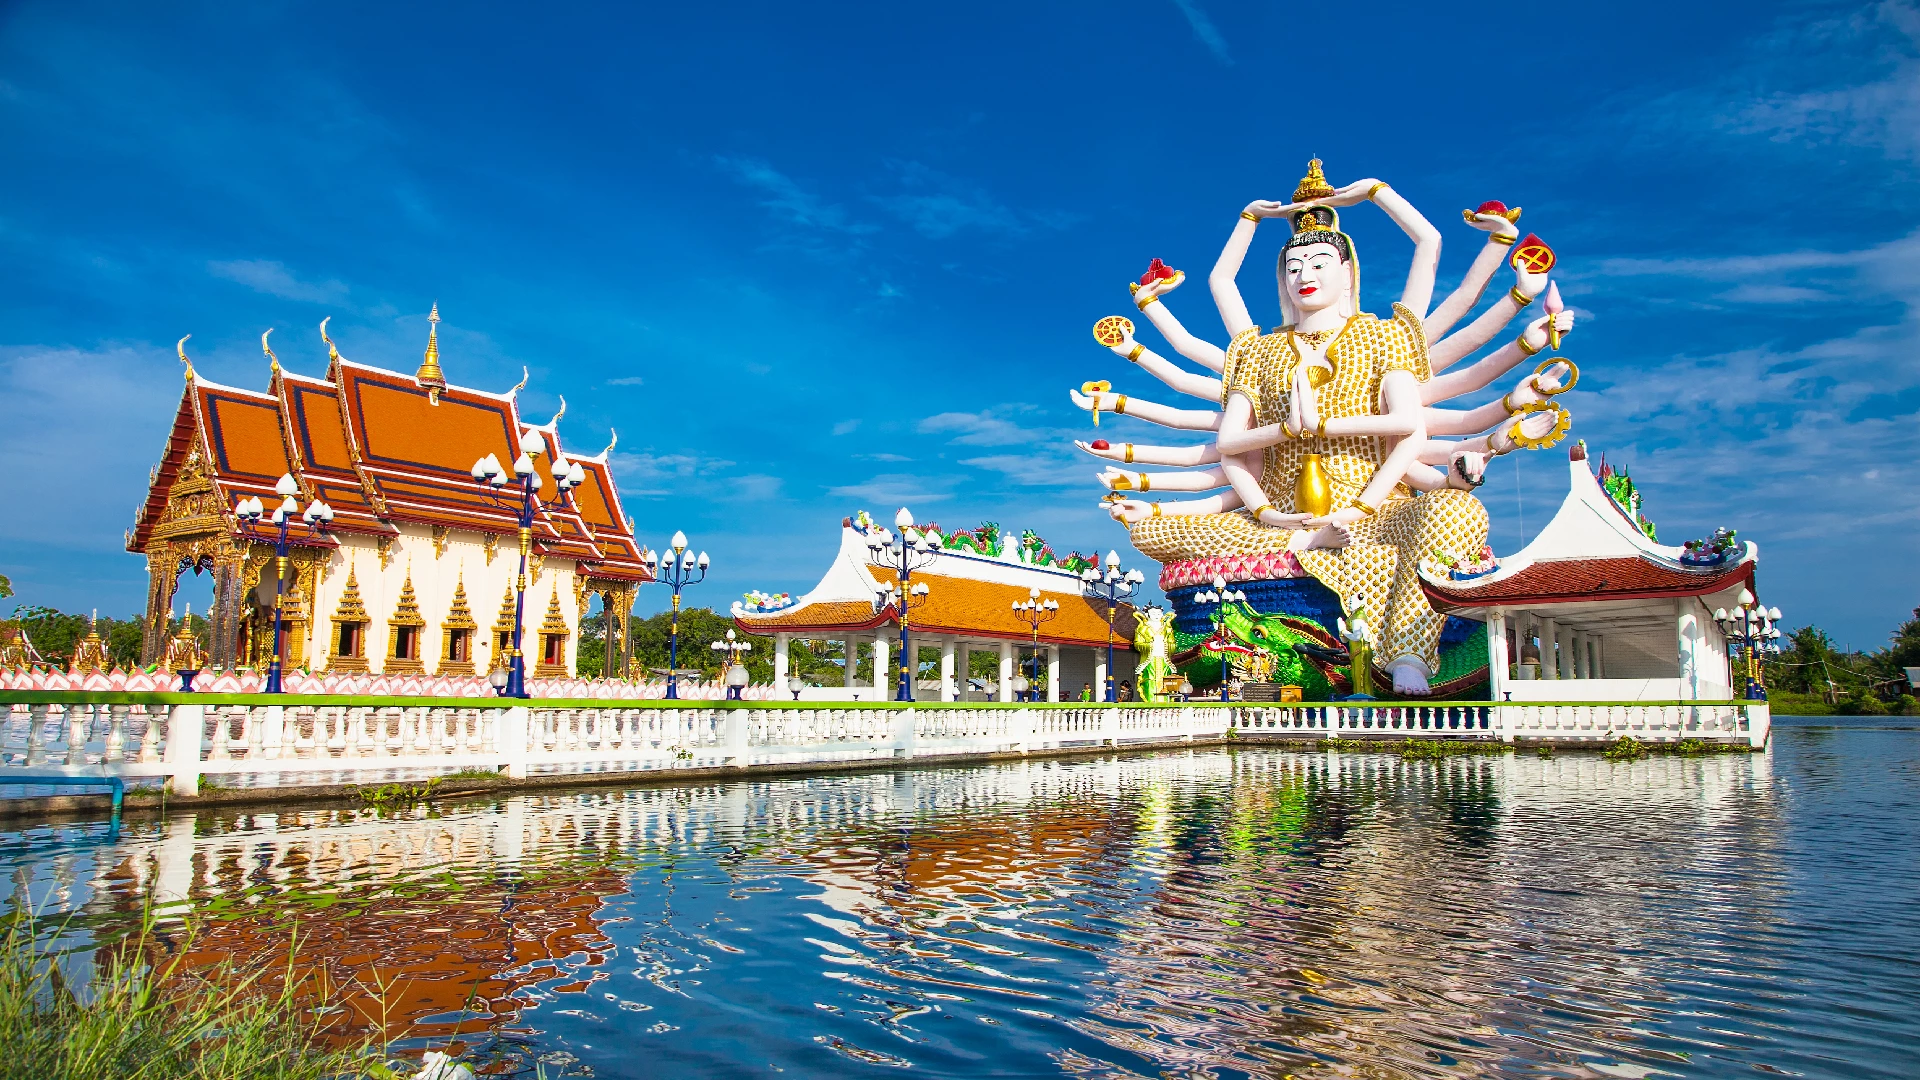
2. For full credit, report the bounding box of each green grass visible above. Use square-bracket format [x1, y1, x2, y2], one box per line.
[438, 767, 505, 782]
[1602, 735, 1757, 762]
[0, 914, 378, 1080]
[1315, 737, 1513, 758]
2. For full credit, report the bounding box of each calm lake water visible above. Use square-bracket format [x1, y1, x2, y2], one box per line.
[4, 716, 1917, 1079]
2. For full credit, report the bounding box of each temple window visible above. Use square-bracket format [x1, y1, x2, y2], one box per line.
[447, 629, 471, 663]
[324, 565, 371, 675]
[437, 574, 478, 676]
[394, 625, 419, 661]
[383, 569, 427, 675]
[533, 585, 571, 678]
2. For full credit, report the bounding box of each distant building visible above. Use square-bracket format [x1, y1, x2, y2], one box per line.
[732, 514, 1137, 702]
[128, 311, 652, 678]
[1420, 445, 1758, 702]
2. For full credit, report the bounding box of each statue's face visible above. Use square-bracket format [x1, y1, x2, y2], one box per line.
[1282, 242, 1348, 315]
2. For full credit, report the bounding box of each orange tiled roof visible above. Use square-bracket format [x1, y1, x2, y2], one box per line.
[741, 572, 1136, 650]
[128, 330, 652, 581]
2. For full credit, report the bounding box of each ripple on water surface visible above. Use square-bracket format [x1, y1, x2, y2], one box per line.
[4, 716, 1917, 1079]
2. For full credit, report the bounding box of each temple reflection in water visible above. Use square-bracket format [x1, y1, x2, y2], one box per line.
[5, 748, 1784, 1075]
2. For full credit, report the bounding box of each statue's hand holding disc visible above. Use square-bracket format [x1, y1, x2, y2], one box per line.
[1092, 316, 1134, 347]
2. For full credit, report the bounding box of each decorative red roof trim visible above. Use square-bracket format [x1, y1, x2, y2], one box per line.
[1422, 556, 1754, 612]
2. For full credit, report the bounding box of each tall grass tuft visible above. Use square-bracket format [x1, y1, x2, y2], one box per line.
[0, 912, 379, 1080]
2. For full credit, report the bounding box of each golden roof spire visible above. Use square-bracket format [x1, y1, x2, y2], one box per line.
[1293, 157, 1336, 203]
[262, 327, 280, 373]
[416, 302, 446, 404]
[177, 335, 195, 381]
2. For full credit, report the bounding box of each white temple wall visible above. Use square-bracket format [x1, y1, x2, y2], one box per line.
[304, 526, 580, 676]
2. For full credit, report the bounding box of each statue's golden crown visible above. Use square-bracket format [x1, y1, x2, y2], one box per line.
[1293, 158, 1336, 203]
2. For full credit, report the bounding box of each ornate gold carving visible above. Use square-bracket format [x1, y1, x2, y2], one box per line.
[483, 533, 499, 565]
[416, 303, 446, 405]
[375, 534, 397, 570]
[69, 618, 109, 675]
[162, 606, 205, 672]
[529, 552, 545, 586]
[490, 584, 517, 674]
[432, 526, 453, 559]
[151, 447, 229, 542]
[436, 573, 478, 677]
[324, 565, 370, 674]
[534, 585, 571, 679]
[384, 567, 427, 674]
[1293, 157, 1336, 203]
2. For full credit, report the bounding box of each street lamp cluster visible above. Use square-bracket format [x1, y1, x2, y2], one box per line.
[711, 628, 751, 699]
[1714, 589, 1782, 701]
[471, 428, 587, 697]
[1081, 550, 1144, 702]
[1195, 575, 1247, 701]
[642, 531, 709, 699]
[235, 473, 335, 694]
[867, 508, 939, 702]
[1010, 587, 1059, 702]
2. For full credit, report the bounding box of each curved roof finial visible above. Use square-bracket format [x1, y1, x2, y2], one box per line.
[176, 335, 195, 380]
[506, 365, 528, 397]
[549, 395, 566, 428]
[600, 428, 617, 458]
[319, 317, 341, 363]
[261, 328, 280, 372]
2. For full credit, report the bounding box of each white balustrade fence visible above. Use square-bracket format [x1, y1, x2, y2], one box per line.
[0, 694, 1769, 797]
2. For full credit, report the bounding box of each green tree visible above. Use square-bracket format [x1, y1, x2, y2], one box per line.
[0, 574, 11, 600]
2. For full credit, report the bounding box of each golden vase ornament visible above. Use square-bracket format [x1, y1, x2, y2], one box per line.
[1295, 453, 1333, 518]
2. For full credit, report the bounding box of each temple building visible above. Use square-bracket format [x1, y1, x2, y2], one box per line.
[732, 514, 1137, 702]
[1420, 444, 1758, 702]
[127, 310, 653, 678]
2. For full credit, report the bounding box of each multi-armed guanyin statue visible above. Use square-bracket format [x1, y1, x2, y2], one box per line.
[1078, 160, 1577, 696]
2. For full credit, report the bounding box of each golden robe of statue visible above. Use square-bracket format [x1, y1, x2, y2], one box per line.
[1128, 304, 1488, 672]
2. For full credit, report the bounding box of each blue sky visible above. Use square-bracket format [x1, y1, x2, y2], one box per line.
[1, 1, 1915, 649]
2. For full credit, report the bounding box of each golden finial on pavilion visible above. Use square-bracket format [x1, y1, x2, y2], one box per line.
[549, 395, 566, 427]
[176, 335, 195, 381]
[506, 365, 528, 397]
[262, 327, 280, 372]
[1293, 157, 1336, 203]
[416, 302, 446, 404]
[600, 428, 617, 458]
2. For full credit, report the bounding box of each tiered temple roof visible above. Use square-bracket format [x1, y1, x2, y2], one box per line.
[1419, 444, 1755, 619]
[734, 518, 1138, 650]
[128, 322, 651, 582]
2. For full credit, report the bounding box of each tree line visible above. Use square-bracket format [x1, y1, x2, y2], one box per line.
[1760, 606, 1920, 714]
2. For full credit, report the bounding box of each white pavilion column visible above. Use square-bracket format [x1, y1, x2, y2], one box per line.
[940, 639, 957, 702]
[773, 633, 790, 687]
[1487, 613, 1510, 701]
[1569, 630, 1584, 678]
[998, 641, 1014, 703]
[873, 637, 890, 698]
[1094, 650, 1109, 702]
[844, 638, 858, 688]
[1593, 635, 1605, 679]
[1047, 644, 1061, 703]
[1540, 617, 1559, 680]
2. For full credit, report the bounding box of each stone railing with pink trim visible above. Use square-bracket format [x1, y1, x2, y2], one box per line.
[0, 665, 779, 701]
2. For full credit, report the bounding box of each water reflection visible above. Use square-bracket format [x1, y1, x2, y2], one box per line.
[4, 725, 1916, 1080]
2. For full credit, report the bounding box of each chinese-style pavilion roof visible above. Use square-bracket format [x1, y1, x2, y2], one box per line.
[128, 323, 652, 582]
[1420, 446, 1757, 618]
[733, 519, 1137, 650]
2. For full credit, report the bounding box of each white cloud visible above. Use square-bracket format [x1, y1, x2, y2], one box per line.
[1722, 2, 1920, 161]
[606, 375, 644, 386]
[207, 259, 350, 304]
[1168, 0, 1232, 66]
[831, 419, 860, 436]
[824, 474, 954, 506]
[715, 156, 877, 236]
[918, 410, 1032, 446]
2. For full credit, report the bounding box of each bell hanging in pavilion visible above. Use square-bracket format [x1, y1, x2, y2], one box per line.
[1295, 454, 1334, 518]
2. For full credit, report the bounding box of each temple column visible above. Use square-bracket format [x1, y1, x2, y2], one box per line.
[1487, 613, 1510, 700]
[1047, 644, 1061, 703]
[206, 555, 245, 671]
[872, 637, 889, 698]
[772, 633, 790, 688]
[1094, 652, 1109, 700]
[141, 553, 182, 665]
[940, 639, 957, 702]
[1593, 636, 1605, 679]
[1539, 617, 1558, 680]
[1676, 601, 1698, 699]
[998, 641, 1014, 703]
[844, 638, 858, 688]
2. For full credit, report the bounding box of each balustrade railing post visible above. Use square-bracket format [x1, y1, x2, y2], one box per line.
[722, 705, 751, 765]
[138, 704, 164, 762]
[500, 705, 531, 778]
[1746, 701, 1771, 748]
[1496, 703, 1514, 743]
[888, 705, 915, 760]
[165, 703, 205, 796]
[261, 705, 285, 759]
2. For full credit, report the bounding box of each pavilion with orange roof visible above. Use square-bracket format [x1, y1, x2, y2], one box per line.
[128, 308, 653, 679]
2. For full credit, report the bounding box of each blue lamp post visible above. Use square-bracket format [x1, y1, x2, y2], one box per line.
[646, 531, 708, 699]
[1081, 550, 1144, 703]
[1010, 587, 1059, 702]
[1714, 591, 1782, 701]
[234, 474, 333, 694]
[471, 429, 586, 698]
[867, 507, 938, 702]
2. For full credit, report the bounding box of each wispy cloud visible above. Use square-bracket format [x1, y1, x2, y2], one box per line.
[207, 259, 350, 304]
[918, 409, 1034, 446]
[606, 375, 645, 386]
[832, 419, 861, 436]
[1168, 0, 1232, 66]
[825, 473, 954, 505]
[715, 156, 877, 235]
[1720, 1, 1920, 160]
